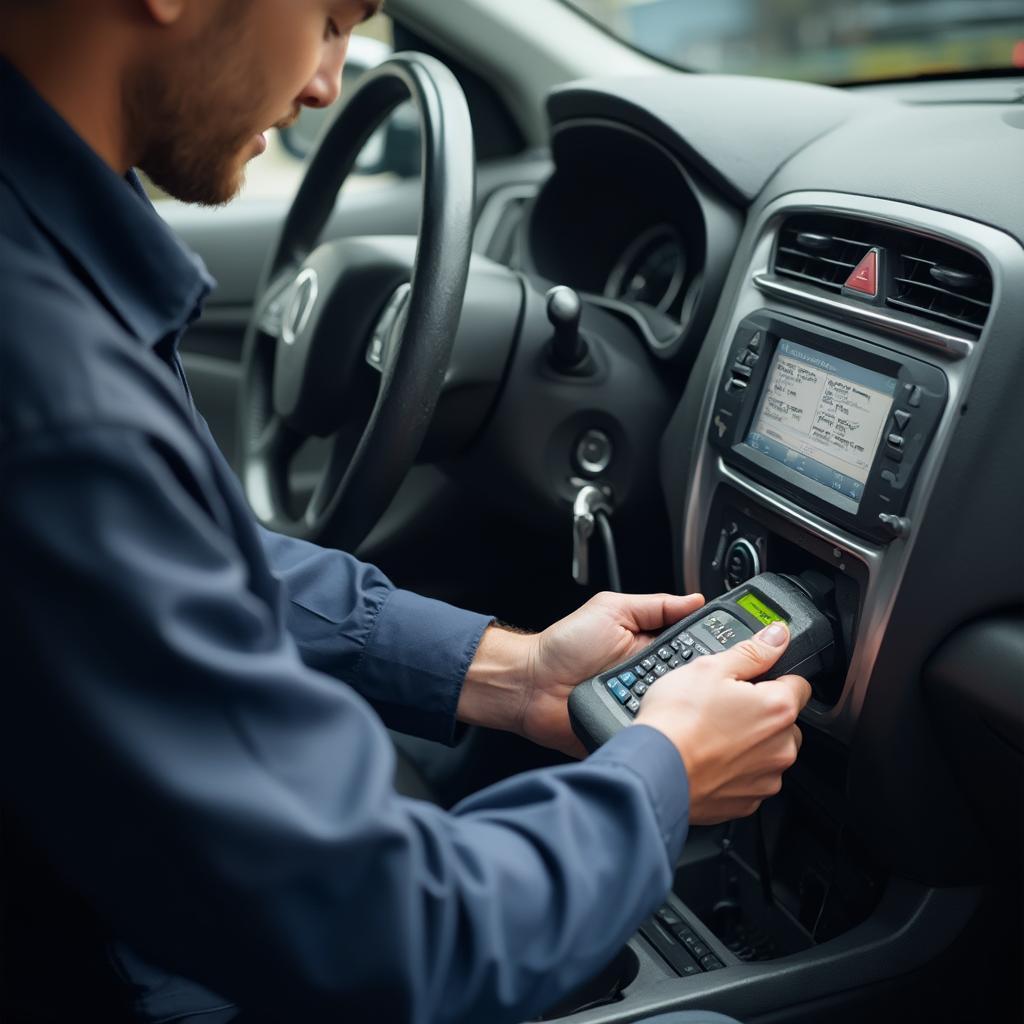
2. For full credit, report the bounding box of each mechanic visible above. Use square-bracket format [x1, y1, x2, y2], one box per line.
[0, 3, 810, 1023]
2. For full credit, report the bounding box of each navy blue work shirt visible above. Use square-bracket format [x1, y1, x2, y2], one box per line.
[0, 57, 690, 1024]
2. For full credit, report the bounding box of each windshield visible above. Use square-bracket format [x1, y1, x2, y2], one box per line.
[566, 0, 1024, 84]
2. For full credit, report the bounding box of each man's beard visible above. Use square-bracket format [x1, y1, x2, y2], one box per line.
[125, 9, 266, 205]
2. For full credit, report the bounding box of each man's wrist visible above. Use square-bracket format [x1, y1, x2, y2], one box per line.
[456, 624, 537, 735]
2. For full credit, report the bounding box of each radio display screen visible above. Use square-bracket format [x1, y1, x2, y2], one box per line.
[744, 340, 897, 507]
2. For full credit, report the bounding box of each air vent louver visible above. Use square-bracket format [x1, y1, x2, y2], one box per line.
[475, 186, 536, 268]
[775, 215, 874, 293]
[774, 213, 992, 338]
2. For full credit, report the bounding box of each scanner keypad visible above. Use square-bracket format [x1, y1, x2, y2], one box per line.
[602, 610, 754, 717]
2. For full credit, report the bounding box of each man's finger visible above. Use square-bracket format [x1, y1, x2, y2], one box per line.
[705, 622, 791, 681]
[770, 674, 814, 714]
[613, 592, 705, 632]
[753, 673, 814, 727]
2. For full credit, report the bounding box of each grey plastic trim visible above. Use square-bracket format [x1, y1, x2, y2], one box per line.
[752, 272, 975, 358]
[473, 182, 538, 257]
[682, 191, 1024, 743]
[574, 882, 980, 1024]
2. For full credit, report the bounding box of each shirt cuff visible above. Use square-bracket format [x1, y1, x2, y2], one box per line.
[589, 724, 690, 864]
[357, 588, 493, 746]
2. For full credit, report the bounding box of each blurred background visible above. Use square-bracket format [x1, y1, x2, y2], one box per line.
[570, 0, 1024, 83]
[149, 2, 1024, 206]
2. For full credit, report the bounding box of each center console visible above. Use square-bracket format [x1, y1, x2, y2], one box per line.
[537, 191, 1018, 1022]
[680, 192, 1004, 745]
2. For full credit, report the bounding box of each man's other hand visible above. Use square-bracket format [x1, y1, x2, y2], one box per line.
[635, 623, 812, 824]
[459, 592, 706, 758]
[522, 592, 707, 757]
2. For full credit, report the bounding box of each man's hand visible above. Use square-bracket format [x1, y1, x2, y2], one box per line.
[635, 623, 812, 824]
[459, 592, 706, 758]
[523, 591, 708, 756]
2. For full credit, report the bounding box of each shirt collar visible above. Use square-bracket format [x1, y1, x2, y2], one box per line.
[0, 57, 215, 348]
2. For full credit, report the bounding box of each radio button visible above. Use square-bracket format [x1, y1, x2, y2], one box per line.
[884, 448, 904, 463]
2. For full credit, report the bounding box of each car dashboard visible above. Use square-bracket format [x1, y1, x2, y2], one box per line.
[470, 68, 1024, 1021]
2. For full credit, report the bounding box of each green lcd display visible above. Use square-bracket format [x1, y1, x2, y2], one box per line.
[737, 592, 787, 626]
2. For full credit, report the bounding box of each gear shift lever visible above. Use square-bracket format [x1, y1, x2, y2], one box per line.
[546, 286, 589, 372]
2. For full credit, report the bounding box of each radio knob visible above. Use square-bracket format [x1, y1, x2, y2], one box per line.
[724, 538, 761, 589]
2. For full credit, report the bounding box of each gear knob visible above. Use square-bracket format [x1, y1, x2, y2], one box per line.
[546, 285, 588, 371]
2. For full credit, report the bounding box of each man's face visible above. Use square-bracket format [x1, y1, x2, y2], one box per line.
[130, 0, 373, 205]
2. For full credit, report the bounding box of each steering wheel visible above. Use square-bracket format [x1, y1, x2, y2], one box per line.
[238, 53, 475, 551]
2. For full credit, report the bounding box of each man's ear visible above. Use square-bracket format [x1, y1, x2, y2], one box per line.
[140, 0, 186, 26]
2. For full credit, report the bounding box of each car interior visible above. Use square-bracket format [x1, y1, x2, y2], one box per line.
[158, 1, 1024, 1020]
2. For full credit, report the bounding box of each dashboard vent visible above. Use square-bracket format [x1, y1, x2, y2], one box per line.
[774, 213, 993, 338]
[474, 185, 536, 268]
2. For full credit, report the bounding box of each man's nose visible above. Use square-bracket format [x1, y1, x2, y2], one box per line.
[298, 47, 346, 109]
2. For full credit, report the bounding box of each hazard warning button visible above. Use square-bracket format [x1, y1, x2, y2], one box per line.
[845, 248, 880, 296]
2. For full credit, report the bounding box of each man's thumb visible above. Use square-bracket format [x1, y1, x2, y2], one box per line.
[712, 622, 790, 680]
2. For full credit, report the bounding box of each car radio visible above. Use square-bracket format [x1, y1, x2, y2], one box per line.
[708, 312, 947, 543]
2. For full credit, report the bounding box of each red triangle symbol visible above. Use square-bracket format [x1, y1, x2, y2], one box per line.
[846, 248, 879, 296]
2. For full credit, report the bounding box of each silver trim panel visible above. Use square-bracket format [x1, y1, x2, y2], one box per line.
[682, 191, 1024, 743]
[752, 273, 974, 359]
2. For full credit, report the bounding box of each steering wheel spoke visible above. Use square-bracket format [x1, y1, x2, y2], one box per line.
[254, 265, 300, 340]
[366, 282, 411, 374]
[243, 414, 306, 525]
